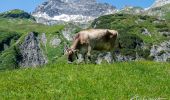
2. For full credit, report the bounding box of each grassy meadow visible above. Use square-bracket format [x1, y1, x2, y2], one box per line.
[0, 10, 170, 99]
[0, 61, 169, 99]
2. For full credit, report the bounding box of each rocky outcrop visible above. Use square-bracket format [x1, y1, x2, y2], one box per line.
[19, 32, 47, 67]
[119, 6, 144, 15]
[146, 1, 170, 19]
[141, 28, 151, 36]
[95, 52, 113, 64]
[150, 40, 170, 62]
[41, 33, 47, 47]
[50, 37, 61, 47]
[62, 29, 73, 41]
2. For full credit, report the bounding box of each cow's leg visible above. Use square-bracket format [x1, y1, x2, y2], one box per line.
[87, 45, 92, 62]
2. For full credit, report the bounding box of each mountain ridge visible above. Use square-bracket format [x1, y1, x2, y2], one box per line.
[150, 0, 170, 8]
[32, 0, 170, 25]
[32, 0, 117, 25]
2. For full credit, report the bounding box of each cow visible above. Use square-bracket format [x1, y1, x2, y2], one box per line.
[65, 29, 118, 63]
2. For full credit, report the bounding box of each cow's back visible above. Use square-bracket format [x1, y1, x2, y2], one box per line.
[78, 29, 118, 51]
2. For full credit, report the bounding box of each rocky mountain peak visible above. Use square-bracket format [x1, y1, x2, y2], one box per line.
[150, 0, 170, 8]
[32, 0, 116, 25]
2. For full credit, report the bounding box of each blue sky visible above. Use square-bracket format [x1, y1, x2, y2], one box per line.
[0, 0, 155, 13]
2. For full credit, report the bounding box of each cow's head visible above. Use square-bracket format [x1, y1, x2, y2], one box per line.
[64, 47, 77, 63]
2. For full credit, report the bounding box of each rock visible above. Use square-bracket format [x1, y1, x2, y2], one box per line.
[120, 6, 144, 15]
[141, 28, 151, 36]
[135, 19, 145, 24]
[61, 24, 83, 41]
[50, 37, 61, 47]
[114, 54, 135, 62]
[104, 52, 113, 63]
[19, 32, 47, 67]
[41, 33, 47, 46]
[159, 32, 170, 37]
[95, 52, 113, 64]
[150, 40, 170, 62]
[62, 29, 74, 41]
[3, 44, 9, 50]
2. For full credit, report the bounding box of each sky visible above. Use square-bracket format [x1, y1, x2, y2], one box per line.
[0, 0, 155, 13]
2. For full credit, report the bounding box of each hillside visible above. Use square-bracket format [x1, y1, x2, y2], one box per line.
[0, 9, 35, 20]
[146, 4, 170, 20]
[0, 61, 169, 99]
[0, 5, 170, 99]
[1, 11, 170, 70]
[0, 10, 67, 70]
[91, 13, 170, 61]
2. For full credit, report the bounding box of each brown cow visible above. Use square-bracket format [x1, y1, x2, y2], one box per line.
[65, 29, 118, 63]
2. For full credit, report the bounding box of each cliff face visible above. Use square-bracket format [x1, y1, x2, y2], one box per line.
[32, 0, 116, 25]
[19, 32, 47, 67]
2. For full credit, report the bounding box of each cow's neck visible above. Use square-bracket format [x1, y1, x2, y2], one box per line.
[71, 38, 79, 50]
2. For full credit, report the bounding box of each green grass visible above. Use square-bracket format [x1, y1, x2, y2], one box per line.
[0, 61, 169, 99]
[0, 18, 64, 34]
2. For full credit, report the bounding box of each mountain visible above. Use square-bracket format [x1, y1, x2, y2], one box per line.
[119, 6, 144, 15]
[117, 1, 170, 20]
[149, 0, 170, 8]
[32, 0, 117, 25]
[146, 4, 170, 20]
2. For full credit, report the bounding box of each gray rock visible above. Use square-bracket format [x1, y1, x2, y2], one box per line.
[115, 54, 134, 62]
[141, 28, 151, 36]
[19, 32, 47, 67]
[3, 44, 9, 50]
[62, 29, 74, 41]
[135, 19, 145, 24]
[41, 33, 47, 46]
[120, 6, 144, 15]
[50, 37, 61, 47]
[159, 32, 170, 37]
[95, 52, 113, 64]
[150, 40, 170, 62]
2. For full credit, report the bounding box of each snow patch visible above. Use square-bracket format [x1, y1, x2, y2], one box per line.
[33, 12, 95, 23]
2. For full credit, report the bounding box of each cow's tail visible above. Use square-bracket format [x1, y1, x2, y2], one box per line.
[115, 31, 119, 48]
[115, 31, 118, 38]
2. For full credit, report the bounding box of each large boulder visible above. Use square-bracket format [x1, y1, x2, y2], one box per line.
[19, 32, 47, 67]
